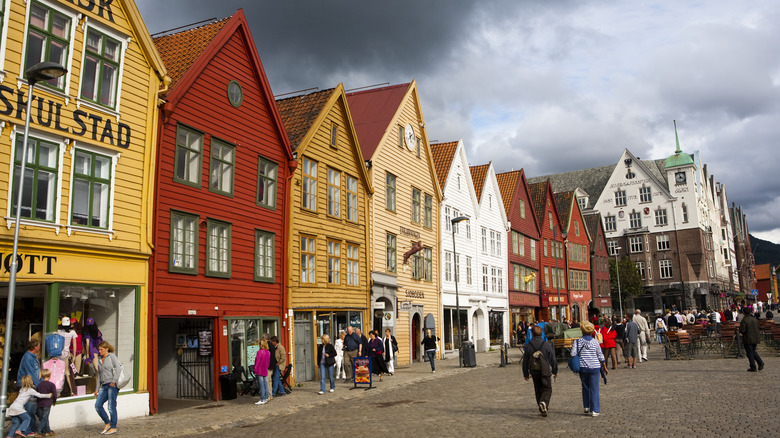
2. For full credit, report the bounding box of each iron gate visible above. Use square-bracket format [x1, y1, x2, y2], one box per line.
[177, 319, 213, 399]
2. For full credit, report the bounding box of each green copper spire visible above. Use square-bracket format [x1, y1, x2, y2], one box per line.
[665, 120, 694, 169]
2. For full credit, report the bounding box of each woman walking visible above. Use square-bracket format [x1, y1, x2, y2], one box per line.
[317, 334, 337, 394]
[383, 329, 397, 375]
[253, 339, 270, 405]
[368, 331, 388, 382]
[334, 331, 346, 381]
[572, 322, 608, 416]
[421, 329, 440, 373]
[94, 341, 120, 435]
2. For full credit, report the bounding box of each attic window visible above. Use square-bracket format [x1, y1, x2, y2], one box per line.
[227, 80, 243, 107]
[626, 169, 636, 179]
[330, 124, 338, 148]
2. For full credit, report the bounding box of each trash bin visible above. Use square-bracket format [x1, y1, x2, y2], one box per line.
[219, 373, 237, 400]
[461, 341, 477, 367]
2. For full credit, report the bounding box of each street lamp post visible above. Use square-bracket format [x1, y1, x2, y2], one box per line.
[451, 216, 469, 367]
[614, 246, 624, 319]
[553, 227, 568, 321]
[0, 62, 67, 426]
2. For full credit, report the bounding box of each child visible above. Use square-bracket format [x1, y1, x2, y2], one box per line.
[6, 375, 51, 438]
[36, 369, 58, 437]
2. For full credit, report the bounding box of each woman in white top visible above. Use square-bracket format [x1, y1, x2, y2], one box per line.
[383, 329, 397, 375]
[572, 321, 607, 416]
[654, 315, 666, 343]
[334, 331, 346, 381]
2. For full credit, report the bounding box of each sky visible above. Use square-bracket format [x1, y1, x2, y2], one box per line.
[137, 0, 780, 244]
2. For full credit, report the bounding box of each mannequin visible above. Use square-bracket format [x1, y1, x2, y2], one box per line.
[56, 316, 78, 396]
[83, 317, 103, 372]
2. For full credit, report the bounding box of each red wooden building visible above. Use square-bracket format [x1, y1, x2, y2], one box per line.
[496, 170, 541, 330]
[149, 10, 294, 411]
[528, 180, 568, 321]
[584, 212, 613, 319]
[554, 191, 592, 324]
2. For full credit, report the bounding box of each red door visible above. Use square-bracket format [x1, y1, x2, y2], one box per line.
[412, 314, 420, 361]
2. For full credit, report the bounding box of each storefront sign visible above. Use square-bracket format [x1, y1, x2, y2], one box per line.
[0, 252, 56, 275]
[198, 330, 213, 356]
[400, 301, 412, 311]
[548, 295, 569, 305]
[509, 292, 539, 307]
[399, 226, 420, 239]
[405, 290, 424, 299]
[0, 85, 132, 148]
[66, 0, 116, 22]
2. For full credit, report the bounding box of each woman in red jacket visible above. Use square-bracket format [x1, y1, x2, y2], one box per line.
[598, 323, 618, 370]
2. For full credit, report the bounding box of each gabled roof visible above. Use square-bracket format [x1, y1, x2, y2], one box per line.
[495, 170, 520, 216]
[554, 192, 574, 227]
[430, 141, 458, 187]
[528, 181, 550, 228]
[275, 88, 334, 150]
[583, 212, 604, 250]
[346, 83, 409, 159]
[153, 17, 229, 97]
[470, 164, 490, 203]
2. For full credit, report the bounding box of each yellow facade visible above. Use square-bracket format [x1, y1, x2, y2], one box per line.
[284, 85, 372, 382]
[367, 81, 442, 366]
[0, 0, 165, 417]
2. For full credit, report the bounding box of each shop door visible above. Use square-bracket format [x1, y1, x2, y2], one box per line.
[176, 319, 213, 399]
[411, 314, 420, 361]
[294, 320, 315, 381]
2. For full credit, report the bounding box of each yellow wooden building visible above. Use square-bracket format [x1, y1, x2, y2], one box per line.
[347, 81, 442, 366]
[276, 84, 373, 382]
[0, 0, 166, 426]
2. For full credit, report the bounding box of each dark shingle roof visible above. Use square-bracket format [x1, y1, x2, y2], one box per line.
[553, 191, 573, 227]
[470, 164, 489, 203]
[275, 89, 334, 151]
[430, 141, 458, 188]
[528, 181, 549, 228]
[583, 212, 602, 250]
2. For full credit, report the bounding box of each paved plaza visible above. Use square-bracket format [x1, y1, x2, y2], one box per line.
[58, 344, 780, 437]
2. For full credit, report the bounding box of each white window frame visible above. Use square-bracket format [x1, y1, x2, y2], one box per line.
[639, 186, 651, 203]
[657, 234, 670, 251]
[76, 21, 130, 118]
[629, 236, 642, 253]
[607, 240, 619, 256]
[659, 260, 673, 279]
[655, 208, 668, 226]
[0, 0, 14, 80]
[466, 256, 472, 285]
[66, 142, 119, 237]
[615, 189, 626, 206]
[604, 215, 616, 232]
[444, 251, 452, 282]
[629, 211, 641, 228]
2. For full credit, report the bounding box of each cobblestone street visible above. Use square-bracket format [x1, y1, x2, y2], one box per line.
[57, 344, 780, 438]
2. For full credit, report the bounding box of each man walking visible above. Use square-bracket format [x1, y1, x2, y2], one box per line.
[522, 326, 557, 417]
[633, 309, 650, 362]
[739, 307, 765, 372]
[269, 336, 286, 397]
[342, 326, 362, 382]
[624, 316, 639, 368]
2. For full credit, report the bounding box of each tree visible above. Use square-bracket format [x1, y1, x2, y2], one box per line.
[609, 256, 643, 317]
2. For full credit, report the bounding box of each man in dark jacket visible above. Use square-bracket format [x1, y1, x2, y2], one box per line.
[522, 325, 558, 417]
[739, 307, 764, 372]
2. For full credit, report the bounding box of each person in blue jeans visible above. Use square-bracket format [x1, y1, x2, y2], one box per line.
[17, 339, 41, 435]
[94, 341, 121, 435]
[317, 334, 337, 394]
[7, 375, 52, 438]
[36, 369, 58, 436]
[270, 336, 286, 397]
[421, 329, 439, 373]
[253, 339, 270, 405]
[572, 321, 608, 416]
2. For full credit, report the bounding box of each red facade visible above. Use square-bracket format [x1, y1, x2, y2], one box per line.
[555, 192, 592, 324]
[149, 11, 294, 411]
[585, 212, 613, 318]
[529, 181, 567, 321]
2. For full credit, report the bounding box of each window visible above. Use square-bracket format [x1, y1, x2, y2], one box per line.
[301, 235, 316, 283]
[639, 186, 652, 203]
[607, 240, 619, 256]
[513, 264, 520, 290]
[327, 168, 341, 217]
[347, 244, 359, 285]
[655, 208, 668, 226]
[327, 240, 341, 284]
[543, 239, 548, 257]
[445, 206, 451, 231]
[615, 189, 626, 206]
[548, 212, 553, 230]
[330, 124, 338, 147]
[575, 221, 580, 236]
[412, 250, 423, 280]
[490, 230, 497, 256]
[174, 125, 203, 187]
[412, 188, 421, 223]
[466, 256, 472, 284]
[209, 139, 235, 196]
[708, 259, 714, 278]
[444, 251, 452, 282]
[723, 248, 730, 261]
[496, 233, 502, 256]
[386, 172, 396, 211]
[481, 227, 488, 253]
[302, 158, 317, 211]
[257, 157, 278, 209]
[519, 199, 526, 218]
[657, 234, 670, 251]
[80, 28, 121, 108]
[482, 265, 489, 292]
[255, 230, 275, 282]
[577, 197, 586, 211]
[25, 2, 71, 90]
[530, 240, 536, 260]
[629, 211, 641, 228]
[604, 215, 616, 232]
[424, 247, 433, 281]
[629, 236, 643, 253]
[70, 149, 111, 228]
[206, 219, 231, 277]
[11, 135, 59, 222]
[544, 267, 550, 288]
[416, 137, 421, 158]
[386, 233, 397, 272]
[170, 211, 198, 273]
[466, 220, 471, 239]
[647, 263, 652, 280]
[397, 125, 404, 148]
[636, 262, 645, 280]
[659, 260, 673, 279]
[455, 253, 460, 282]
[512, 231, 519, 255]
[346, 175, 358, 221]
[682, 204, 688, 223]
[424, 194, 432, 228]
[491, 267, 497, 292]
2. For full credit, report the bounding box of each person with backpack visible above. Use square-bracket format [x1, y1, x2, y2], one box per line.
[94, 341, 121, 435]
[522, 325, 557, 417]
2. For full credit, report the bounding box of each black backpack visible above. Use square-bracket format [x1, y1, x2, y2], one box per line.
[529, 342, 552, 376]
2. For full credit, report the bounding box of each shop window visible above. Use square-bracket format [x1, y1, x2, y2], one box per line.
[229, 318, 278, 377]
[169, 210, 198, 273]
[11, 135, 60, 222]
[302, 158, 317, 211]
[24, 1, 72, 91]
[209, 139, 235, 196]
[327, 168, 341, 217]
[327, 240, 341, 284]
[254, 230, 275, 282]
[79, 27, 122, 108]
[70, 149, 113, 229]
[174, 125, 203, 187]
[489, 311, 504, 345]
[256, 156, 278, 209]
[206, 219, 231, 277]
[346, 175, 358, 222]
[347, 244, 359, 286]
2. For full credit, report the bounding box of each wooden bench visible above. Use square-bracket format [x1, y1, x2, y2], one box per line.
[552, 337, 578, 361]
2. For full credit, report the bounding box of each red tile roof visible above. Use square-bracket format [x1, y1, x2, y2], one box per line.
[554, 191, 574, 228]
[275, 89, 334, 151]
[430, 141, 458, 188]
[346, 83, 409, 159]
[470, 164, 489, 202]
[153, 17, 230, 96]
[495, 170, 520, 216]
[528, 181, 549, 228]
